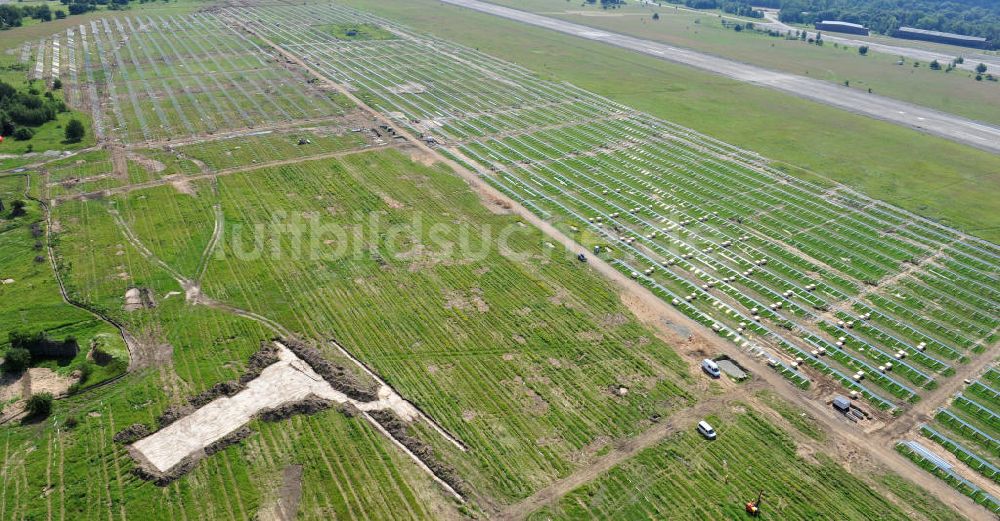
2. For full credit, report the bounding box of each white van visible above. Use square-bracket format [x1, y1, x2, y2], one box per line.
[701, 359, 721, 378]
[697, 420, 717, 440]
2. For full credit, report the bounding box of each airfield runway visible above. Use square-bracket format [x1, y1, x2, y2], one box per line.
[441, 0, 1000, 155]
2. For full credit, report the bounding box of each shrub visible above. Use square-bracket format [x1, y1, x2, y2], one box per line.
[64, 118, 84, 142]
[77, 361, 93, 384]
[3, 347, 30, 372]
[12, 127, 33, 140]
[26, 392, 53, 417]
[9, 199, 26, 217]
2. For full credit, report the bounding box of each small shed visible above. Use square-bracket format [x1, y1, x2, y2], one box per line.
[832, 395, 851, 413]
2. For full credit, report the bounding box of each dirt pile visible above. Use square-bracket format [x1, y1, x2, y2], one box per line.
[369, 409, 465, 496]
[132, 452, 199, 487]
[189, 380, 244, 408]
[157, 404, 196, 429]
[114, 424, 151, 444]
[257, 395, 332, 422]
[281, 338, 377, 401]
[205, 426, 251, 456]
[240, 341, 282, 384]
[123, 287, 156, 311]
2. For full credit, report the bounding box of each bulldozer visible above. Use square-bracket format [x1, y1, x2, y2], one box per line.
[745, 490, 764, 517]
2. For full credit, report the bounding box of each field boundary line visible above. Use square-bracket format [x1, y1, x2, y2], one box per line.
[51, 144, 391, 203]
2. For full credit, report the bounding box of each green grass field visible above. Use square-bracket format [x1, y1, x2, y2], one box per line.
[0, 174, 126, 386]
[339, 0, 1000, 242]
[0, 144, 957, 518]
[525, 408, 955, 519]
[198, 150, 695, 501]
[0, 56, 96, 163]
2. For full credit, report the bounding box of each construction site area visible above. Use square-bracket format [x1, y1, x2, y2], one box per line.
[0, 0, 996, 520]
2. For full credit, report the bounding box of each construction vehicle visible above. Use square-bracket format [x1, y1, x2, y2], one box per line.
[745, 490, 764, 517]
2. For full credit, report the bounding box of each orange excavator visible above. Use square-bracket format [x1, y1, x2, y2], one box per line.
[745, 490, 764, 517]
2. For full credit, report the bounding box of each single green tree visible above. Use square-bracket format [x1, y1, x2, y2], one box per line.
[3, 347, 30, 372]
[858, 45, 868, 55]
[13, 127, 33, 140]
[652, 12, 659, 20]
[64, 118, 85, 142]
[52, 78, 62, 89]
[26, 392, 53, 417]
[9, 199, 26, 217]
[976, 63, 988, 74]
[930, 59, 941, 70]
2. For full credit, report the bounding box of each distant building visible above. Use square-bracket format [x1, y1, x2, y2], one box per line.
[814, 20, 869, 36]
[893, 27, 988, 49]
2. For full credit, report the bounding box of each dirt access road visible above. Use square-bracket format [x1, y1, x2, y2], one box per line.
[230, 12, 991, 519]
[441, 0, 1000, 155]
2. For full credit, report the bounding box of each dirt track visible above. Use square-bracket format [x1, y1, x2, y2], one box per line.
[441, 0, 1000, 155]
[52, 145, 389, 203]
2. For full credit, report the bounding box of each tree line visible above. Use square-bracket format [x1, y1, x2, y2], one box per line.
[0, 80, 66, 141]
[662, 0, 764, 18]
[777, 0, 999, 48]
[0, 0, 142, 30]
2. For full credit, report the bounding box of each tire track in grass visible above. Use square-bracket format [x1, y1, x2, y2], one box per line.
[45, 432, 53, 521]
[57, 431, 65, 521]
[107, 409, 129, 521]
[299, 417, 362, 520]
[193, 205, 224, 283]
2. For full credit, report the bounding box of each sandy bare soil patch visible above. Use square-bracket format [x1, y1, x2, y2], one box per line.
[126, 152, 166, 173]
[131, 343, 420, 474]
[0, 372, 25, 403]
[388, 82, 426, 94]
[408, 148, 438, 167]
[26, 368, 77, 397]
[169, 176, 197, 196]
[257, 464, 304, 521]
[0, 368, 78, 421]
[124, 287, 156, 311]
[379, 192, 404, 209]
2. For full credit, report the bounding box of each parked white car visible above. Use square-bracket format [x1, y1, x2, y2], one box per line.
[701, 359, 721, 378]
[697, 420, 717, 440]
